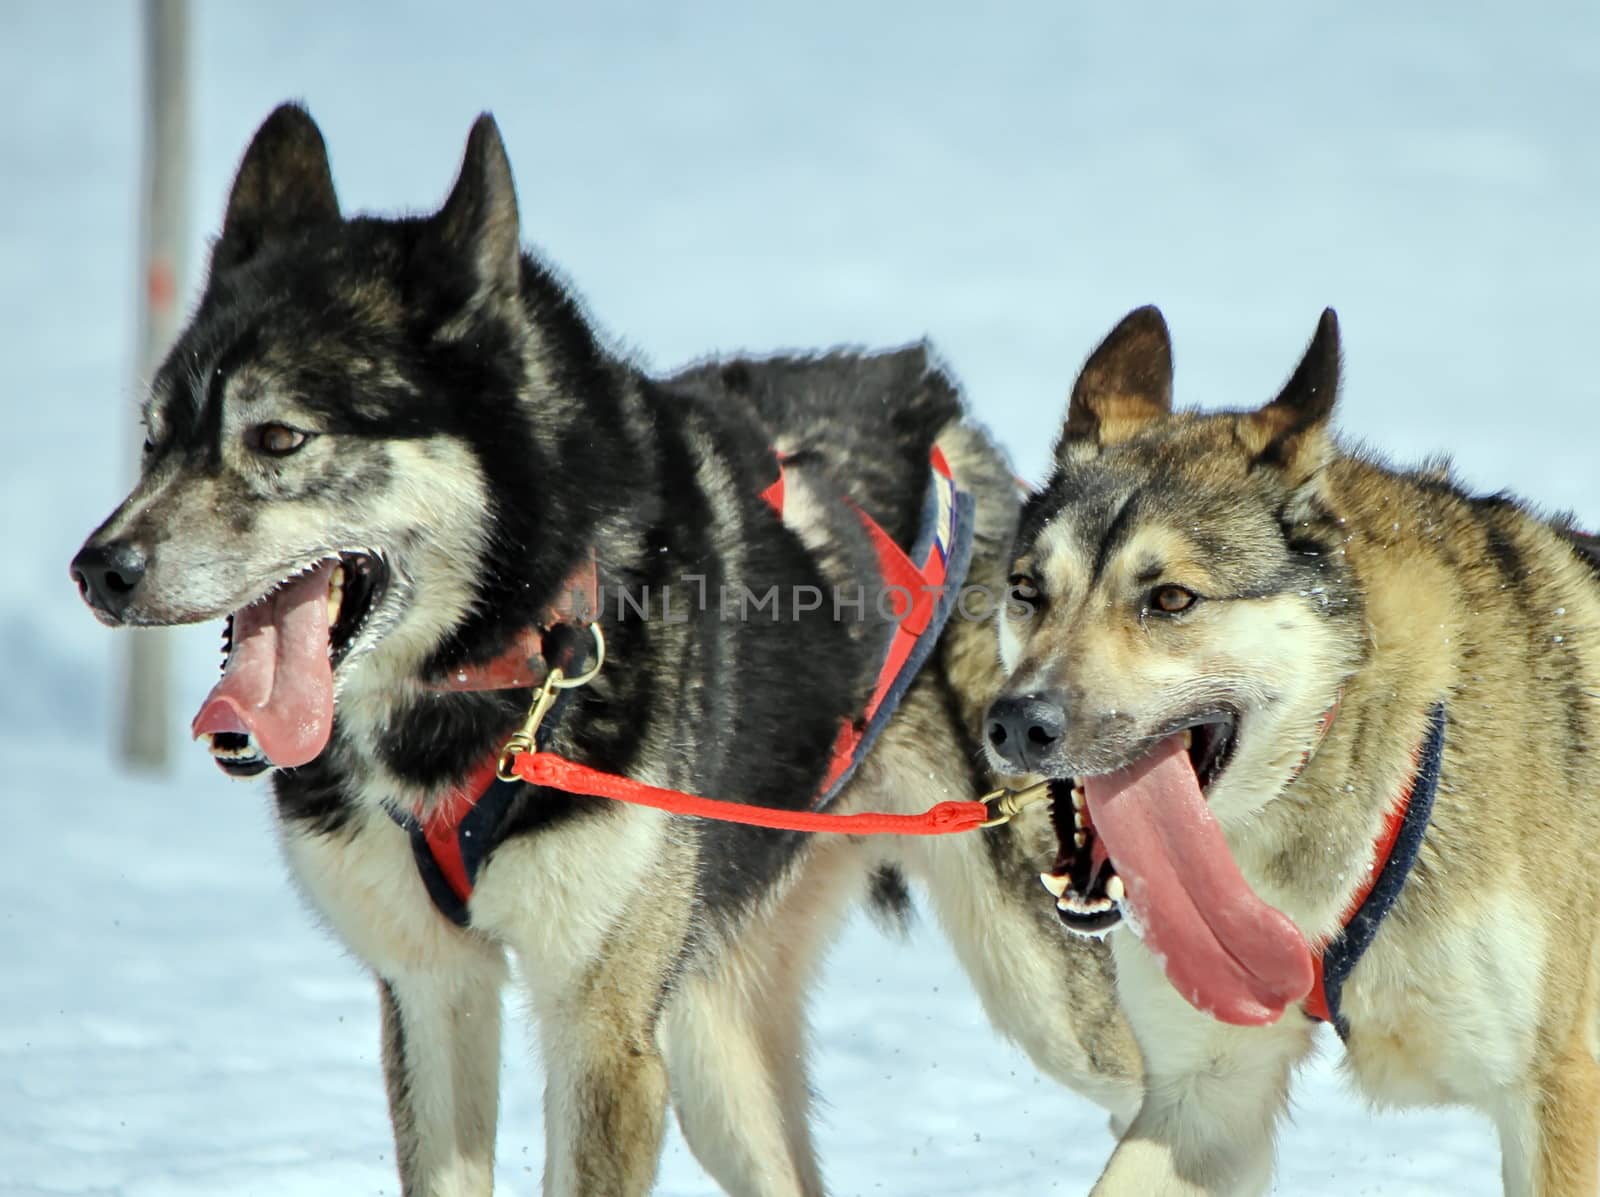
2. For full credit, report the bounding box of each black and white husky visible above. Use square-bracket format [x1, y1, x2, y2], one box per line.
[71, 104, 1141, 1195]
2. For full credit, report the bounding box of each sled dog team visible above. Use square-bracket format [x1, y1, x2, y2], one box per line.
[72, 105, 1600, 1195]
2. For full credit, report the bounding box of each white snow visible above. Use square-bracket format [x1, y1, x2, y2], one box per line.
[3, 1, 1595, 1192]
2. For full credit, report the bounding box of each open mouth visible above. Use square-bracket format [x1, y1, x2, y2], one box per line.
[194, 552, 388, 776]
[1042, 714, 1237, 936]
[1039, 709, 1314, 1027]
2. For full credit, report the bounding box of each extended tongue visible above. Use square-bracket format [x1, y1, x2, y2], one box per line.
[191, 562, 337, 768]
[1084, 735, 1313, 1026]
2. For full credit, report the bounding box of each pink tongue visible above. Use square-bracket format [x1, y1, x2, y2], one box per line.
[1084, 736, 1313, 1026]
[190, 562, 336, 768]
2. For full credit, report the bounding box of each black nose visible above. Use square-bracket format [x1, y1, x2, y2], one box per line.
[986, 693, 1066, 773]
[71, 540, 147, 622]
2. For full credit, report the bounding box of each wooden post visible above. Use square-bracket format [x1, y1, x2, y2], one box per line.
[120, 0, 188, 770]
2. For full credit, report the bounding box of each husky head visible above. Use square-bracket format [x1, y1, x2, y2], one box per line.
[70, 104, 626, 777]
[985, 306, 1363, 1025]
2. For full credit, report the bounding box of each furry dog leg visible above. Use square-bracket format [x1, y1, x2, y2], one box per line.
[662, 837, 865, 1197]
[1494, 1038, 1600, 1197]
[379, 964, 507, 1197]
[280, 811, 509, 1197]
[1532, 1055, 1600, 1196]
[514, 849, 685, 1195]
[537, 998, 671, 1197]
[663, 971, 825, 1197]
[1086, 919, 1312, 1196]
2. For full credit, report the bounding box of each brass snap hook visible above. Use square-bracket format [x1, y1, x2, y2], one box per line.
[978, 779, 1053, 828]
[497, 623, 606, 782]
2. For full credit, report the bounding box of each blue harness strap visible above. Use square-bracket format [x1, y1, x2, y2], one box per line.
[811, 456, 975, 810]
[387, 683, 580, 927]
[1313, 703, 1445, 1039]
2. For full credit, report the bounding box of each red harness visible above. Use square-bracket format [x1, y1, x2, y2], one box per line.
[394, 447, 984, 925]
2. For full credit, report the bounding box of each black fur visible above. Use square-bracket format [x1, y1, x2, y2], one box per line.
[864, 863, 916, 934]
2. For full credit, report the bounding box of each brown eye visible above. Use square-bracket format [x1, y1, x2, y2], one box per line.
[247, 423, 311, 456]
[1150, 584, 1198, 615]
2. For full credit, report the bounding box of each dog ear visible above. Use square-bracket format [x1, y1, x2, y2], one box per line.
[1055, 306, 1173, 462]
[213, 103, 340, 273]
[1245, 309, 1341, 483]
[433, 114, 522, 302]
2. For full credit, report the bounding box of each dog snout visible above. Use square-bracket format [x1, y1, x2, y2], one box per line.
[71, 540, 148, 622]
[986, 693, 1066, 773]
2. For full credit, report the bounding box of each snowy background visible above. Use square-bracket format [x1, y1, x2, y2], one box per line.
[3, 2, 1596, 1193]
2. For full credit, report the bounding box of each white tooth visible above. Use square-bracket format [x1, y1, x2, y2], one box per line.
[1181, 728, 1193, 749]
[1106, 875, 1126, 902]
[1074, 811, 1086, 829]
[1074, 831, 1087, 849]
[327, 568, 345, 627]
[1039, 872, 1069, 898]
[1059, 893, 1115, 915]
[1071, 786, 1085, 810]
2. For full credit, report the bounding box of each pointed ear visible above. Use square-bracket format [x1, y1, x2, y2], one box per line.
[213, 103, 339, 272]
[1244, 309, 1341, 481]
[433, 114, 522, 301]
[1055, 306, 1173, 461]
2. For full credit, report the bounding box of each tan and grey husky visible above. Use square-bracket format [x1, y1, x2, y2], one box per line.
[69, 104, 1142, 1194]
[987, 306, 1600, 1195]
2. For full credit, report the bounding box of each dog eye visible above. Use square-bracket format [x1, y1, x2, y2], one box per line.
[1149, 584, 1198, 614]
[247, 423, 312, 456]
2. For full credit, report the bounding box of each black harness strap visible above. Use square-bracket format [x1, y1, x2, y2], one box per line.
[1317, 703, 1445, 1040]
[387, 660, 584, 928]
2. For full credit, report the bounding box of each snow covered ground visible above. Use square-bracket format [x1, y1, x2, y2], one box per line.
[2, 2, 1595, 1193]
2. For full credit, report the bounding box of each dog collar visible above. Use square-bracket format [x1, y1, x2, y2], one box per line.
[1303, 703, 1445, 1039]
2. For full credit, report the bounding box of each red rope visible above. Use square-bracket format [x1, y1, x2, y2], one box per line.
[511, 751, 990, 836]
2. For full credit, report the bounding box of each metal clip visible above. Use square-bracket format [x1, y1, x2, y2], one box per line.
[978, 779, 1052, 828]
[497, 623, 607, 782]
